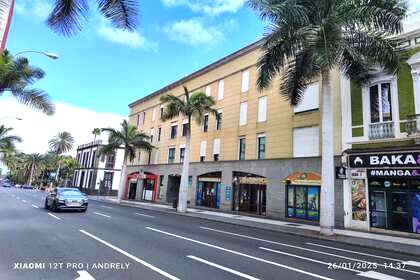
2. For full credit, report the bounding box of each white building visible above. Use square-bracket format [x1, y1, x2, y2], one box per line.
[72, 140, 124, 196]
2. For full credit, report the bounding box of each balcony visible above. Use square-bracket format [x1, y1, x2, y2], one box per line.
[369, 121, 395, 140]
[406, 114, 420, 137]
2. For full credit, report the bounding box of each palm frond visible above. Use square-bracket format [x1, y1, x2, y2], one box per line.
[11, 89, 55, 115]
[97, 0, 138, 31]
[160, 94, 186, 121]
[47, 0, 89, 36]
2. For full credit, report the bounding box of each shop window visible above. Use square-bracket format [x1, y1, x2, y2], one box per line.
[287, 185, 320, 221]
[158, 175, 164, 199]
[369, 82, 392, 123]
[168, 148, 176, 164]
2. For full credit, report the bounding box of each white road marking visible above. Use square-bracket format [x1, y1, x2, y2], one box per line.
[135, 212, 154, 218]
[75, 270, 95, 280]
[48, 213, 61, 220]
[187, 255, 260, 280]
[31, 204, 39, 209]
[403, 261, 420, 267]
[79, 230, 179, 280]
[146, 227, 334, 280]
[201, 226, 420, 275]
[100, 206, 113, 209]
[94, 212, 111, 218]
[357, 270, 404, 280]
[306, 243, 403, 262]
[22, 200, 27, 203]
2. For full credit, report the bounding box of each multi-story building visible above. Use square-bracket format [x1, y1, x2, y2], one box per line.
[342, 29, 420, 236]
[125, 42, 346, 226]
[72, 140, 124, 196]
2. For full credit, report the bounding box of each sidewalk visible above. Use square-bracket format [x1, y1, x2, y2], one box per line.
[89, 196, 420, 257]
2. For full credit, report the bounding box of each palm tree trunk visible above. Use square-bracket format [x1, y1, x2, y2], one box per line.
[177, 133, 190, 212]
[28, 157, 35, 186]
[320, 69, 335, 236]
[118, 155, 128, 201]
[55, 163, 61, 183]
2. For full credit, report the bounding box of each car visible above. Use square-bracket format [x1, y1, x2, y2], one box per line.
[45, 187, 88, 212]
[22, 185, 33, 189]
[1, 182, 11, 188]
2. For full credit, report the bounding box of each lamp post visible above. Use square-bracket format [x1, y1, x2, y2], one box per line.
[13, 51, 59, 60]
[0, 116, 22, 121]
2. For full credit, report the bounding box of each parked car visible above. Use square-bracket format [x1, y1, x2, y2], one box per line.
[1, 182, 11, 188]
[45, 187, 88, 212]
[14, 184, 22, 188]
[22, 185, 33, 189]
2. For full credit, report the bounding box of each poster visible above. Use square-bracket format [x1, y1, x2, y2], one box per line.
[412, 192, 420, 234]
[295, 187, 306, 219]
[351, 180, 367, 221]
[307, 187, 320, 221]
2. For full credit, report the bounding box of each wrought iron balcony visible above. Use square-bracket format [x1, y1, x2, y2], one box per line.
[368, 121, 395, 140]
[406, 114, 420, 136]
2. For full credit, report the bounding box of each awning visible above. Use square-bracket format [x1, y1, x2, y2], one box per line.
[284, 172, 321, 186]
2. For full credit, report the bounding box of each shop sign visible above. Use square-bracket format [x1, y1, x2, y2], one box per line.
[350, 169, 366, 179]
[225, 186, 232, 201]
[335, 167, 347, 179]
[349, 152, 420, 168]
[368, 169, 420, 179]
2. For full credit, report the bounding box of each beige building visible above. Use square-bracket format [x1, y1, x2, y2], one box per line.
[125, 41, 345, 225]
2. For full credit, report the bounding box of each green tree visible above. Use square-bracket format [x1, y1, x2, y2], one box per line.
[160, 86, 217, 212]
[48, 131, 75, 183]
[92, 128, 101, 141]
[22, 153, 45, 186]
[47, 0, 138, 36]
[0, 50, 55, 115]
[0, 125, 21, 152]
[249, 0, 406, 235]
[100, 120, 153, 200]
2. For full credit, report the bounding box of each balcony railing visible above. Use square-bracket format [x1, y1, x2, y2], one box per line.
[406, 114, 420, 136]
[369, 121, 395, 140]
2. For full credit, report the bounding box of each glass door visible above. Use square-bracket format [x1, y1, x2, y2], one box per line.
[370, 191, 387, 228]
[390, 191, 409, 232]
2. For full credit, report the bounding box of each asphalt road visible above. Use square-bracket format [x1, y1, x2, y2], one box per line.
[1, 187, 420, 280]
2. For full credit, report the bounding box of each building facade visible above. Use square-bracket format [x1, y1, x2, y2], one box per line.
[125, 42, 346, 227]
[341, 29, 420, 237]
[72, 140, 124, 196]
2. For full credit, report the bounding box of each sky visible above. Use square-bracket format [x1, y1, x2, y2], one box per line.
[1, 0, 420, 156]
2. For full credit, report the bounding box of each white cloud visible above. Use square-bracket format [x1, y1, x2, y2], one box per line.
[164, 18, 224, 46]
[161, 0, 246, 16]
[14, 0, 52, 20]
[97, 24, 158, 51]
[404, 0, 420, 32]
[0, 97, 124, 155]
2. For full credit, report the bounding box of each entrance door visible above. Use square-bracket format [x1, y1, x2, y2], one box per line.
[370, 191, 387, 228]
[128, 182, 137, 200]
[390, 191, 409, 232]
[142, 179, 154, 201]
[235, 184, 266, 215]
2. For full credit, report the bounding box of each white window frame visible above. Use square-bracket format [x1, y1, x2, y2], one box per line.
[239, 102, 248, 126]
[205, 85, 211, 97]
[238, 137, 246, 160]
[167, 147, 176, 164]
[213, 139, 220, 155]
[258, 96, 267, 122]
[216, 109, 222, 130]
[170, 123, 178, 139]
[218, 80, 224, 100]
[241, 70, 250, 93]
[257, 133, 266, 159]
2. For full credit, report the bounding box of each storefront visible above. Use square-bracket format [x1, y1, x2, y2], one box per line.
[232, 172, 267, 216]
[285, 172, 321, 221]
[196, 172, 221, 208]
[124, 172, 158, 202]
[348, 150, 420, 235]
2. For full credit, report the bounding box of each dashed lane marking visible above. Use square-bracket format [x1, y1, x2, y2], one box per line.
[135, 213, 155, 218]
[93, 212, 111, 218]
[48, 213, 61, 220]
[31, 204, 39, 209]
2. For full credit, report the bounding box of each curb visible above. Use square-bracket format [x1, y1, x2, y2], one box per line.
[90, 197, 420, 257]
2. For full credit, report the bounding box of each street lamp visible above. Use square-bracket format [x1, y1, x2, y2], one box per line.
[0, 116, 23, 121]
[13, 50, 59, 60]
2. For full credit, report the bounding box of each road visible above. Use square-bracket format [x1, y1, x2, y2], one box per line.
[1, 187, 420, 280]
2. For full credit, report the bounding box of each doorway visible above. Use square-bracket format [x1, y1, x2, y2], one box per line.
[128, 181, 137, 200]
[233, 184, 266, 215]
[166, 175, 180, 203]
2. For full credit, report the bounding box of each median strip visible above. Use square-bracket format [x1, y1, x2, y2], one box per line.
[79, 230, 179, 280]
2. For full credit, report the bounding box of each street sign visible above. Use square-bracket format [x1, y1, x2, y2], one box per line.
[335, 167, 347, 179]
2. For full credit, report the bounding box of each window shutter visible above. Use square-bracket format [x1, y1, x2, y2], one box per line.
[258, 96, 267, 122]
[293, 126, 319, 157]
[240, 102, 248, 126]
[152, 108, 156, 122]
[213, 139, 220, 155]
[200, 141, 207, 157]
[206, 85, 211, 96]
[241, 70, 249, 93]
[218, 80, 224, 100]
[293, 83, 319, 113]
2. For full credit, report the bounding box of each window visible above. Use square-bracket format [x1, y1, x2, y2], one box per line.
[104, 172, 114, 189]
[91, 150, 96, 168]
[105, 152, 116, 169]
[203, 114, 209, 132]
[369, 82, 392, 123]
[213, 139, 220, 161]
[239, 102, 247, 126]
[168, 148, 176, 164]
[180, 147, 185, 163]
[160, 105, 164, 118]
[170, 124, 177, 139]
[138, 111, 146, 126]
[258, 96, 267, 122]
[152, 108, 156, 122]
[293, 126, 319, 157]
[182, 122, 189, 136]
[157, 127, 162, 142]
[200, 141, 207, 161]
[205, 85, 211, 96]
[293, 83, 319, 113]
[257, 134, 266, 160]
[287, 185, 320, 221]
[241, 70, 250, 93]
[217, 80, 224, 100]
[238, 137, 246, 160]
[216, 110, 222, 130]
[200, 156, 205, 162]
[150, 128, 154, 143]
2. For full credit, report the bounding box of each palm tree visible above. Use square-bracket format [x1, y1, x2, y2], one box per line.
[0, 50, 55, 115]
[0, 125, 21, 152]
[160, 86, 217, 212]
[22, 153, 45, 186]
[249, 0, 406, 235]
[47, 0, 138, 36]
[48, 131, 75, 183]
[101, 120, 153, 200]
[92, 128, 101, 141]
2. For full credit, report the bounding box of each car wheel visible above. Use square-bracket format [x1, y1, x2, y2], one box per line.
[51, 202, 58, 212]
[44, 199, 49, 210]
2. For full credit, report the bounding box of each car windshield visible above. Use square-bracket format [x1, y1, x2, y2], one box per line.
[57, 190, 82, 196]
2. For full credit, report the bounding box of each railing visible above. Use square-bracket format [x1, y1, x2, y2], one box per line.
[369, 121, 395, 140]
[406, 114, 420, 136]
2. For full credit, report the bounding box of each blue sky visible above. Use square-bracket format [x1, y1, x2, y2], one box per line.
[7, 0, 265, 116]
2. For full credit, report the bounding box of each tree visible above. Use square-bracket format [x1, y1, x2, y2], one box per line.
[249, 0, 406, 235]
[48, 131, 75, 183]
[92, 128, 101, 141]
[47, 0, 138, 36]
[22, 153, 45, 186]
[101, 120, 153, 200]
[0, 50, 55, 115]
[160, 86, 217, 212]
[0, 125, 21, 152]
